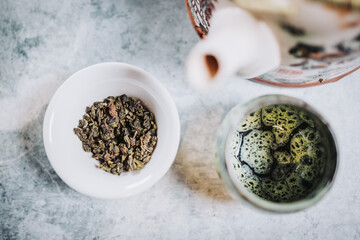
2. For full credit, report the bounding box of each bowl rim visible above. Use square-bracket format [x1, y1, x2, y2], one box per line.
[42, 62, 181, 199]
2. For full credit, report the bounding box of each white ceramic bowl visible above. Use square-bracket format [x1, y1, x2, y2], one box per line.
[43, 62, 180, 199]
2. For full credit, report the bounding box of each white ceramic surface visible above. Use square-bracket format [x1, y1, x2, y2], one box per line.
[42, 62, 180, 199]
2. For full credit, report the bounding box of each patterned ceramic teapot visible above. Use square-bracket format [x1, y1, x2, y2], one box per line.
[185, 0, 360, 89]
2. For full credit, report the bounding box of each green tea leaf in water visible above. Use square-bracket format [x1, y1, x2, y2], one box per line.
[230, 104, 327, 202]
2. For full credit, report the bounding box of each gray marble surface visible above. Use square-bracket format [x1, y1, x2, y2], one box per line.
[1, 0, 360, 239]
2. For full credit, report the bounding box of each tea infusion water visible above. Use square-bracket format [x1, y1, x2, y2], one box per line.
[229, 104, 327, 202]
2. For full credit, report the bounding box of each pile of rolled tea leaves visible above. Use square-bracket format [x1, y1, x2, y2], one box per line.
[74, 95, 157, 175]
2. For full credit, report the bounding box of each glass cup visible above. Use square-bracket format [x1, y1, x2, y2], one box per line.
[215, 95, 338, 213]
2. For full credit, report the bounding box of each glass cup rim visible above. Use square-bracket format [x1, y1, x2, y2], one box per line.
[214, 94, 338, 213]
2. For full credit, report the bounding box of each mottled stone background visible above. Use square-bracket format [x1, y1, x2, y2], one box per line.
[1, 0, 360, 239]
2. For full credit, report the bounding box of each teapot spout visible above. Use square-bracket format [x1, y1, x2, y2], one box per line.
[186, 7, 281, 91]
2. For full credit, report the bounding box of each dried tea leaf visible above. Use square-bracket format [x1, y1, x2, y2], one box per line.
[108, 102, 117, 118]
